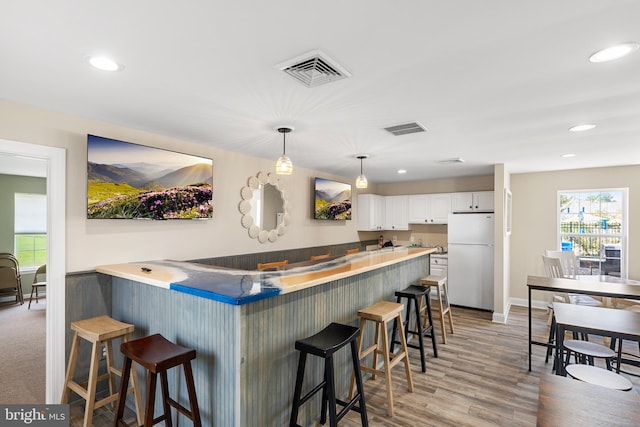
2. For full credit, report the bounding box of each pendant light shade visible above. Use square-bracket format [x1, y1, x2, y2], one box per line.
[275, 127, 293, 175]
[356, 155, 368, 189]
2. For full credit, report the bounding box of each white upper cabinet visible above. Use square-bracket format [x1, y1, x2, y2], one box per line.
[384, 195, 410, 230]
[357, 194, 385, 230]
[451, 191, 494, 213]
[408, 193, 452, 224]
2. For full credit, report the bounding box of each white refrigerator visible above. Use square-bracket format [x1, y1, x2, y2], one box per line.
[447, 213, 494, 311]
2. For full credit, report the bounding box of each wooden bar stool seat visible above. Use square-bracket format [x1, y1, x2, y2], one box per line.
[61, 315, 143, 427]
[420, 275, 455, 344]
[565, 364, 633, 391]
[115, 333, 202, 427]
[257, 260, 288, 270]
[290, 323, 368, 427]
[349, 300, 413, 416]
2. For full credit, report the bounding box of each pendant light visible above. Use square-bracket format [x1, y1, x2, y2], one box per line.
[355, 155, 368, 189]
[275, 127, 293, 175]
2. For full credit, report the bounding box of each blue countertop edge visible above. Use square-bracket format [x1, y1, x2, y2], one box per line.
[170, 282, 281, 305]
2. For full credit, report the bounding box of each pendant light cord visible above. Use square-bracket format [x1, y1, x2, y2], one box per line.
[282, 132, 286, 156]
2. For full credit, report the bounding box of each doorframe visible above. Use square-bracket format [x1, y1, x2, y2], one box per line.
[1, 139, 66, 403]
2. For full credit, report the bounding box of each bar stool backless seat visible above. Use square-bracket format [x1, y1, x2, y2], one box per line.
[565, 364, 632, 391]
[114, 333, 202, 427]
[61, 315, 143, 427]
[350, 300, 413, 416]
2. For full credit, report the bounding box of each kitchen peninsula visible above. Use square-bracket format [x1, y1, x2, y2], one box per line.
[97, 247, 433, 426]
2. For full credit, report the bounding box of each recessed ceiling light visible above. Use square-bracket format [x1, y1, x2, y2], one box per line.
[589, 42, 639, 63]
[88, 56, 123, 71]
[569, 124, 596, 132]
[561, 153, 576, 158]
[397, 169, 407, 174]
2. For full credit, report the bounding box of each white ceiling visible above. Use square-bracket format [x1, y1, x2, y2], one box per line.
[1, 1, 640, 183]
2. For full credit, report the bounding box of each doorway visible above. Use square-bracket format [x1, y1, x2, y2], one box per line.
[0, 139, 66, 403]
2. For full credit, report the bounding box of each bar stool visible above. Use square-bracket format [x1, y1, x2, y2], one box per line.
[61, 315, 143, 427]
[389, 285, 437, 373]
[420, 275, 455, 344]
[563, 340, 617, 370]
[565, 364, 633, 391]
[289, 323, 368, 427]
[114, 333, 202, 427]
[350, 300, 413, 416]
[257, 260, 288, 270]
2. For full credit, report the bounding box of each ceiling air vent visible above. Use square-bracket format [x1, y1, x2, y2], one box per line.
[437, 157, 465, 164]
[384, 121, 427, 136]
[275, 50, 351, 88]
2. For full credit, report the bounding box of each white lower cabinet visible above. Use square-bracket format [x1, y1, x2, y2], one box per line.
[430, 255, 448, 277]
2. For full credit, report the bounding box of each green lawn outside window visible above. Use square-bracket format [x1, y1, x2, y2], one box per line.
[15, 234, 47, 268]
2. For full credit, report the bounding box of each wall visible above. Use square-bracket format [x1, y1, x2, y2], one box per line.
[510, 165, 640, 304]
[0, 173, 47, 294]
[0, 99, 362, 273]
[492, 164, 510, 322]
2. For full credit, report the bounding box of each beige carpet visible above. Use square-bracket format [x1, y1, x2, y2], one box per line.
[0, 299, 46, 404]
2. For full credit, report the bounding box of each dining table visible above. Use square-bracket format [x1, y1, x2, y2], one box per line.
[552, 301, 640, 376]
[527, 274, 640, 371]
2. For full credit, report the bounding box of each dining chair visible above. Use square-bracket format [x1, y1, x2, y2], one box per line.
[0, 253, 23, 305]
[28, 264, 46, 309]
[544, 250, 579, 278]
[257, 260, 288, 270]
[310, 253, 331, 260]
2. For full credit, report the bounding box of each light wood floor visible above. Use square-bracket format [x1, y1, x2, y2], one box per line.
[70, 305, 640, 426]
[340, 305, 640, 427]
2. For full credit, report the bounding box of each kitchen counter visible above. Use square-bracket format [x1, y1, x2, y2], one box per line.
[100, 246, 431, 426]
[97, 246, 433, 305]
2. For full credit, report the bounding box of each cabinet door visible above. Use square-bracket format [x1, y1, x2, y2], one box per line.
[357, 194, 384, 230]
[430, 264, 447, 277]
[408, 195, 429, 223]
[451, 192, 474, 213]
[385, 195, 409, 230]
[429, 194, 451, 223]
[473, 191, 494, 212]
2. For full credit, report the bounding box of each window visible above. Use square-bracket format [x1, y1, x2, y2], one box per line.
[558, 189, 627, 278]
[14, 193, 47, 269]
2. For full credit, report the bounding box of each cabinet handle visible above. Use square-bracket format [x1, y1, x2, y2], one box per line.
[469, 205, 473, 209]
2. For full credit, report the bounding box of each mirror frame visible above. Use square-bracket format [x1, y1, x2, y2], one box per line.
[238, 171, 290, 243]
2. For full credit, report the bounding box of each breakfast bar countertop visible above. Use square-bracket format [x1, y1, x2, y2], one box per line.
[97, 246, 434, 305]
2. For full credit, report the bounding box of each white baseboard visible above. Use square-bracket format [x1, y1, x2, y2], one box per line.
[492, 297, 548, 324]
[510, 297, 548, 310]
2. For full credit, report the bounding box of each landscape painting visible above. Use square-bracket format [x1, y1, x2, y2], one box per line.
[314, 177, 352, 220]
[87, 135, 213, 219]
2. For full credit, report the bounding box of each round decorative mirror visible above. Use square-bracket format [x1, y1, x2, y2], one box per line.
[239, 171, 290, 243]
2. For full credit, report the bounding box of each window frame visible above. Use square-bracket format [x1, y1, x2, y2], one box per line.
[14, 192, 48, 270]
[557, 188, 628, 278]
